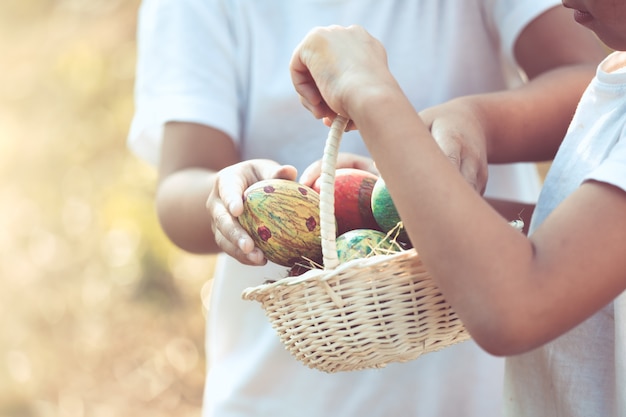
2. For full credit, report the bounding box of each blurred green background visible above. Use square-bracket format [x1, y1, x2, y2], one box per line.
[0, 1, 215, 416]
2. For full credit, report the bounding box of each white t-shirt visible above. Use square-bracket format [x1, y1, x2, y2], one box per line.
[504, 51, 626, 417]
[128, 1, 559, 416]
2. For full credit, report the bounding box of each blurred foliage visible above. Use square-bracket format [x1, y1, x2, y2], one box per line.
[0, 1, 215, 416]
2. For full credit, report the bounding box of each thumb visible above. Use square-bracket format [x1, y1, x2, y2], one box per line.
[270, 164, 298, 181]
[299, 161, 322, 187]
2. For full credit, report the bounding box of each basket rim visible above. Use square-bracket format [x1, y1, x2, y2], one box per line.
[242, 248, 419, 297]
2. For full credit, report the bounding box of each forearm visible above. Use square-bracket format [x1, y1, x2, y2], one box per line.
[156, 168, 219, 254]
[473, 64, 597, 162]
[350, 88, 537, 353]
[290, 22, 616, 356]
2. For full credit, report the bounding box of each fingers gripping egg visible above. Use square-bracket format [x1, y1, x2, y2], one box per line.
[238, 179, 322, 267]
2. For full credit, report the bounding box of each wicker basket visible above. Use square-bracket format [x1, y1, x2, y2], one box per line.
[242, 115, 519, 373]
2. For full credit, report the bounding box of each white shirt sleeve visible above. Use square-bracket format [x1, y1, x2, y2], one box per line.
[586, 133, 626, 191]
[128, 0, 241, 166]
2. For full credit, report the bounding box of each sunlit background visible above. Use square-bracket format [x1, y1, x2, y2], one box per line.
[0, 1, 215, 416]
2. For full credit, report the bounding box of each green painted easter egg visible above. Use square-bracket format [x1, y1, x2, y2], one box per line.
[336, 229, 400, 263]
[370, 177, 409, 244]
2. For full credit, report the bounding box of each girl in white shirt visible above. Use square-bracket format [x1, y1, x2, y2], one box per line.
[288, 2, 626, 415]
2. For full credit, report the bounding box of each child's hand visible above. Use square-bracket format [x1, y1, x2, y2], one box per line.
[290, 25, 397, 123]
[291, 25, 490, 197]
[299, 152, 378, 187]
[419, 98, 490, 195]
[206, 160, 297, 265]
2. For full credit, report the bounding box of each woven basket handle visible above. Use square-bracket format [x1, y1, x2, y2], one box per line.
[319, 115, 349, 270]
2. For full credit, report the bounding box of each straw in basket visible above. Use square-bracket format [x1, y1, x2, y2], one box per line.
[242, 115, 522, 373]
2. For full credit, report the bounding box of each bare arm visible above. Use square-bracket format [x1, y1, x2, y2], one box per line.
[503, 4, 606, 160]
[156, 122, 297, 264]
[420, 5, 607, 188]
[290, 25, 626, 356]
[156, 122, 239, 254]
[474, 67, 598, 162]
[352, 90, 626, 357]
[420, 6, 607, 228]
[514, 5, 606, 79]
